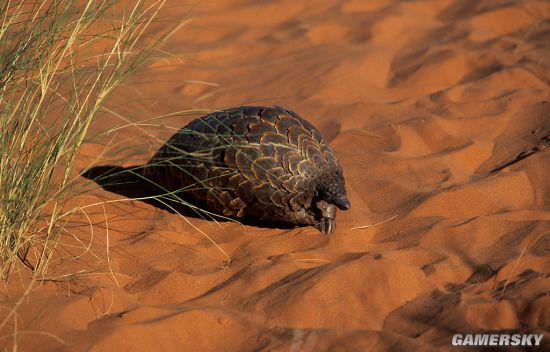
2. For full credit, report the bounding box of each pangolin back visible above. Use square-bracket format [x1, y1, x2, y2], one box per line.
[142, 106, 350, 233]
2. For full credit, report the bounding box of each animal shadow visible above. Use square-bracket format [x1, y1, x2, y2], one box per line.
[81, 165, 296, 230]
[81, 165, 206, 220]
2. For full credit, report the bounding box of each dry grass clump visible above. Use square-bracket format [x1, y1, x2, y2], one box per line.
[0, 0, 179, 279]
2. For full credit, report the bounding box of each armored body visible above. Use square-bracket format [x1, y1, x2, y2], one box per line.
[143, 106, 350, 233]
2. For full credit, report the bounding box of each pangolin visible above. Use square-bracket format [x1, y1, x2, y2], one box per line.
[142, 106, 350, 234]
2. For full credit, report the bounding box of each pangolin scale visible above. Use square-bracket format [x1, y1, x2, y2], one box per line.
[142, 106, 350, 233]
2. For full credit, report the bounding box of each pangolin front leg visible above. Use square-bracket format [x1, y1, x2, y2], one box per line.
[314, 200, 336, 234]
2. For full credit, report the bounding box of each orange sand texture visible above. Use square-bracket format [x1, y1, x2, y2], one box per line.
[3, 0, 550, 351]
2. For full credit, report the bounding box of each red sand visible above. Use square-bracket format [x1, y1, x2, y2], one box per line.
[2, 0, 549, 351]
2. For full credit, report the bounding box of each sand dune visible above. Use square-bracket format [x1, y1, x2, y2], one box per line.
[3, 0, 549, 351]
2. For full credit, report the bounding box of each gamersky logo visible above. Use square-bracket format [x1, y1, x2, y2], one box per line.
[452, 334, 544, 347]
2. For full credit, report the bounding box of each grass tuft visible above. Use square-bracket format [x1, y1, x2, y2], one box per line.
[0, 0, 182, 279]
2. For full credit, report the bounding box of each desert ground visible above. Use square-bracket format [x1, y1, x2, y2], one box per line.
[2, 0, 549, 351]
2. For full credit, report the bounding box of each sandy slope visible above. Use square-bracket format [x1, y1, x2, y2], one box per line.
[2, 0, 549, 351]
